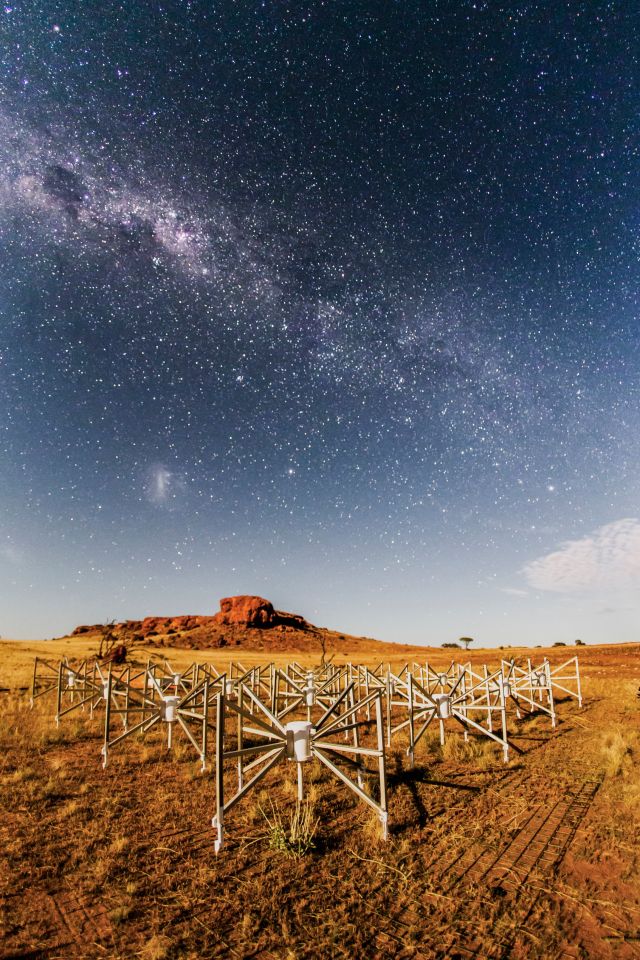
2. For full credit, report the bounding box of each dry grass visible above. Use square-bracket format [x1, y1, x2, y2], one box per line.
[601, 726, 636, 779]
[1, 637, 639, 958]
[260, 796, 319, 857]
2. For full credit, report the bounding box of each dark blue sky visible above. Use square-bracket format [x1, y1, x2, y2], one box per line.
[1, 1, 639, 644]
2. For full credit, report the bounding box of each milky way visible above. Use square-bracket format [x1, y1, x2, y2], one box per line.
[1, 3, 639, 643]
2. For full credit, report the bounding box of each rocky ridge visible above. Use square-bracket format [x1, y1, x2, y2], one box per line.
[67, 594, 399, 655]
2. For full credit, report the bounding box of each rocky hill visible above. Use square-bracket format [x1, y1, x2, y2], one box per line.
[68, 594, 403, 656]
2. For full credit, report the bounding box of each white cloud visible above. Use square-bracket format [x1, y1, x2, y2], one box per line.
[501, 587, 528, 597]
[522, 518, 640, 593]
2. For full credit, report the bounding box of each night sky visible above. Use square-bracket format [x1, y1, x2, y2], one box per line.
[1, 2, 639, 645]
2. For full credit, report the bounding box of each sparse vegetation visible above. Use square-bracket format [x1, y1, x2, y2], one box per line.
[260, 797, 319, 858]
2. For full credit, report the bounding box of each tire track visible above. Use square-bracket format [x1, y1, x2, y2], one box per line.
[437, 777, 602, 960]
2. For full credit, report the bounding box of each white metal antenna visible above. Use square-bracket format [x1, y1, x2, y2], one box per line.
[212, 682, 388, 853]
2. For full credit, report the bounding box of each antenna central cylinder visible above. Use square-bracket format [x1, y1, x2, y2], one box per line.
[161, 695, 180, 722]
[432, 693, 452, 719]
[285, 721, 313, 761]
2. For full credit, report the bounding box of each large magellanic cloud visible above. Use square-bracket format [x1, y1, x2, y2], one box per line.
[144, 464, 186, 508]
[523, 519, 640, 593]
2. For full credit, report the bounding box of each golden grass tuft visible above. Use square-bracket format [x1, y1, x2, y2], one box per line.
[108, 835, 130, 855]
[601, 726, 636, 779]
[441, 733, 485, 762]
[141, 934, 173, 960]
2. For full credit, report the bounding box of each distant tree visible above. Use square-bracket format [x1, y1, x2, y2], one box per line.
[552, 641, 567, 647]
[458, 637, 474, 652]
[442, 642, 461, 649]
[317, 631, 333, 667]
[575, 638, 585, 646]
[98, 619, 117, 659]
[97, 619, 136, 664]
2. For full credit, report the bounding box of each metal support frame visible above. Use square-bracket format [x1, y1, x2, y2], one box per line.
[143, 659, 202, 697]
[546, 656, 582, 707]
[271, 666, 348, 721]
[31, 656, 72, 707]
[350, 664, 386, 720]
[102, 671, 218, 770]
[501, 659, 556, 727]
[387, 670, 515, 765]
[53, 660, 131, 726]
[212, 683, 388, 852]
[420, 661, 459, 694]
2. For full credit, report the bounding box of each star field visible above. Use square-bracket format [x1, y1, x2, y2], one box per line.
[1, 2, 639, 643]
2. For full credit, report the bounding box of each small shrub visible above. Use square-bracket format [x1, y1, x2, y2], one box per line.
[260, 797, 319, 858]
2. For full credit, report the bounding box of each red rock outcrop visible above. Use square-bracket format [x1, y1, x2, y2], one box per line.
[213, 595, 310, 630]
[213, 596, 276, 627]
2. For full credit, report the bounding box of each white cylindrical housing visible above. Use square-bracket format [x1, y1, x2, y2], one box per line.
[173, 674, 182, 686]
[438, 673, 448, 687]
[304, 673, 316, 706]
[285, 720, 313, 762]
[533, 670, 546, 687]
[66, 671, 76, 689]
[162, 695, 180, 722]
[432, 693, 452, 719]
[102, 682, 110, 700]
[224, 680, 234, 697]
